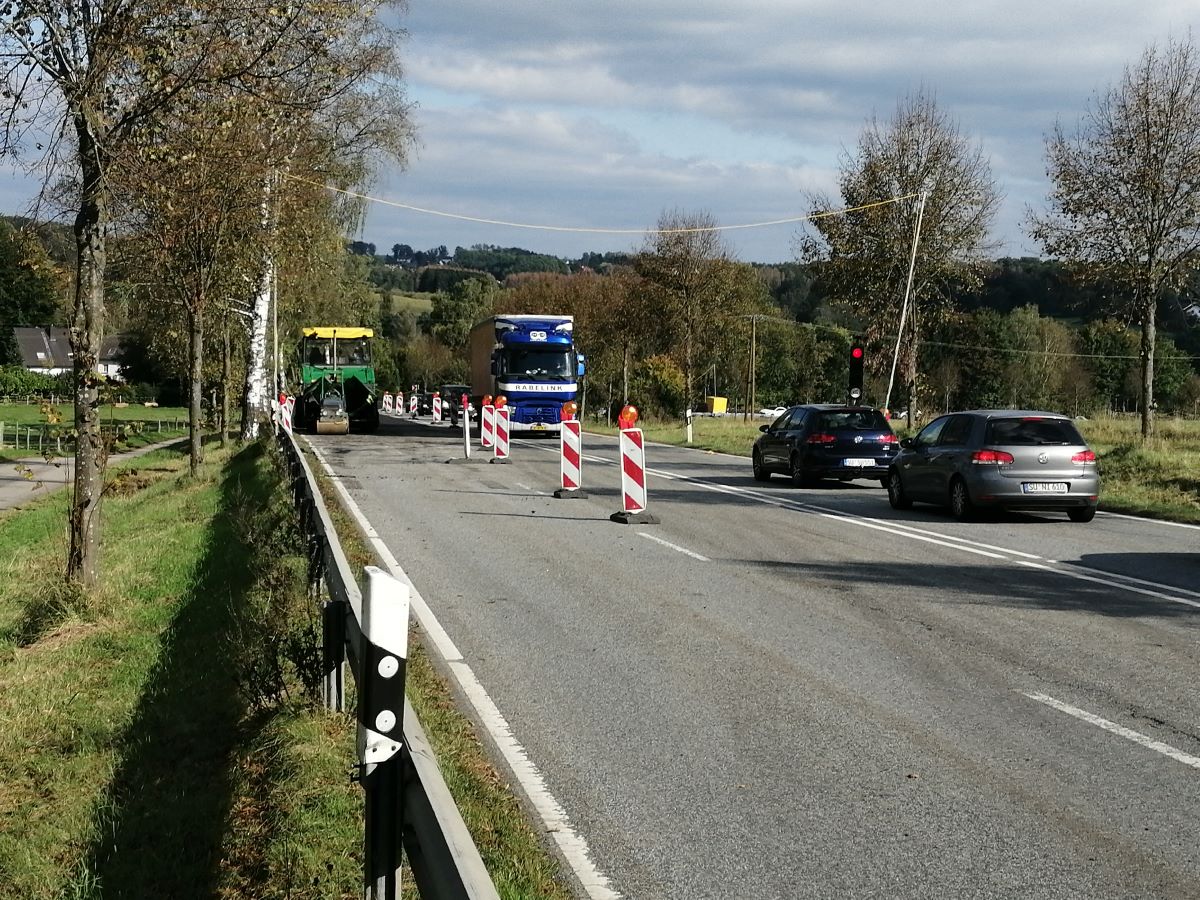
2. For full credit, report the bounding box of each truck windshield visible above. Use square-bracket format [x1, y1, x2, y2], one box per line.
[506, 348, 571, 378]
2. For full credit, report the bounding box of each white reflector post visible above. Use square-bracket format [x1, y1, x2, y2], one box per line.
[358, 566, 410, 771]
[357, 566, 411, 899]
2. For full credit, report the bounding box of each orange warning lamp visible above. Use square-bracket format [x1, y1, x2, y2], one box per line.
[482, 394, 493, 406]
[561, 401, 578, 421]
[494, 395, 507, 409]
[618, 404, 639, 430]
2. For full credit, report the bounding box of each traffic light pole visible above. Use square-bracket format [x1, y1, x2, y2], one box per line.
[885, 190, 928, 418]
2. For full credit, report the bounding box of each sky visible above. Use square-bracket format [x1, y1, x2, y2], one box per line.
[3, 2, 1197, 265]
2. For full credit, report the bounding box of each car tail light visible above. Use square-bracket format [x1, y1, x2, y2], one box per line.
[971, 448, 1015, 465]
[1071, 449, 1097, 464]
[880, 433, 898, 444]
[806, 432, 836, 444]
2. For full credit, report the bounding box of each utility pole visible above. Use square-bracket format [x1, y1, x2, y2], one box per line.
[885, 189, 928, 421]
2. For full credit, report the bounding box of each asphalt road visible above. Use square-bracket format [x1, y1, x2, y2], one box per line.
[312, 414, 1200, 900]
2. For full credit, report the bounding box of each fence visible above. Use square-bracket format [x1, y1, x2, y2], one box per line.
[0, 418, 185, 454]
[275, 424, 499, 900]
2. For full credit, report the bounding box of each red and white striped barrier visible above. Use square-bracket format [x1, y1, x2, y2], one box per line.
[409, 393, 418, 416]
[554, 419, 587, 498]
[611, 427, 658, 524]
[432, 393, 442, 421]
[280, 395, 294, 434]
[382, 392, 393, 413]
[480, 404, 495, 449]
[491, 407, 510, 463]
[396, 391, 404, 413]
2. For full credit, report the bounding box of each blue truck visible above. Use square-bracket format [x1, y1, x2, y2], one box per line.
[468, 315, 584, 433]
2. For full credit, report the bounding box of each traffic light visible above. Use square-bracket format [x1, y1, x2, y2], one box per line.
[848, 338, 865, 403]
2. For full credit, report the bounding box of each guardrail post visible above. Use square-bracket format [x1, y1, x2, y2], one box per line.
[358, 566, 410, 900]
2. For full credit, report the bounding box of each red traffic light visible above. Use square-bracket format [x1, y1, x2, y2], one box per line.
[851, 346, 864, 359]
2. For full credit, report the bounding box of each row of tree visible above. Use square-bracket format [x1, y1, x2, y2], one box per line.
[1, 0, 413, 587]
[803, 36, 1200, 440]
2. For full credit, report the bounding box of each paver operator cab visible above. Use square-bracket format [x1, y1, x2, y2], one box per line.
[295, 326, 380, 435]
[469, 315, 585, 433]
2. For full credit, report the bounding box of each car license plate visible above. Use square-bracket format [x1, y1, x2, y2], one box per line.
[532, 423, 545, 430]
[1022, 482, 1068, 494]
[843, 458, 875, 467]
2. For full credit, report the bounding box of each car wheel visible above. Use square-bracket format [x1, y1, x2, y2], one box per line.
[949, 478, 974, 522]
[887, 470, 912, 510]
[1068, 506, 1096, 523]
[789, 452, 811, 488]
[752, 449, 771, 482]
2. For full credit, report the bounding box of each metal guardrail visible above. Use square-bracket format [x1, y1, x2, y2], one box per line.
[275, 424, 500, 900]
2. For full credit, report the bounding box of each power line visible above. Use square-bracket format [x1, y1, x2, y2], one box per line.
[282, 172, 917, 235]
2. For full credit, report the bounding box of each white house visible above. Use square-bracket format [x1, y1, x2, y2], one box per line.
[13, 326, 126, 378]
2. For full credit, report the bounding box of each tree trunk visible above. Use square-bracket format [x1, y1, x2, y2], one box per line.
[242, 179, 274, 441]
[189, 303, 204, 475]
[1140, 303, 1155, 441]
[221, 320, 231, 449]
[66, 132, 108, 590]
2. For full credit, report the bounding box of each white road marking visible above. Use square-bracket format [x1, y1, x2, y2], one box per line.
[637, 532, 711, 562]
[515, 481, 548, 496]
[1016, 560, 1200, 610]
[306, 440, 622, 900]
[1023, 692, 1200, 770]
[1098, 510, 1200, 530]
[519, 437, 1198, 608]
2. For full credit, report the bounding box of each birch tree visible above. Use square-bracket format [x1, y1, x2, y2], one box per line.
[1030, 35, 1200, 439]
[1, 0, 411, 584]
[801, 89, 999, 415]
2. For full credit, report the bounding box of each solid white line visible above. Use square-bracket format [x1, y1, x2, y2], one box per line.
[307, 443, 465, 663]
[526, 437, 1197, 603]
[1016, 560, 1200, 610]
[1098, 510, 1200, 530]
[1024, 692, 1200, 770]
[637, 532, 711, 562]
[306, 439, 622, 900]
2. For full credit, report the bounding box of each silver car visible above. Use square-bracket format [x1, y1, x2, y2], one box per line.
[887, 410, 1100, 522]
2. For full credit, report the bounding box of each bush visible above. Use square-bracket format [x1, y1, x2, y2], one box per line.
[629, 354, 686, 418]
[0, 365, 64, 397]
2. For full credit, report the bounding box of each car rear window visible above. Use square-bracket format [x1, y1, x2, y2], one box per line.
[985, 417, 1084, 445]
[816, 410, 891, 431]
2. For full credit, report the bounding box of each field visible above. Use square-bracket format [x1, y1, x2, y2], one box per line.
[0, 438, 573, 899]
[0, 403, 189, 463]
[588, 412, 1200, 524]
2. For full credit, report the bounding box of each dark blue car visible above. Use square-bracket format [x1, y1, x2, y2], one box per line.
[752, 404, 899, 487]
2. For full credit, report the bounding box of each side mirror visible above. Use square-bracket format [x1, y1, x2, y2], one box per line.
[900, 437, 914, 448]
[759, 424, 769, 433]
[577, 353, 586, 378]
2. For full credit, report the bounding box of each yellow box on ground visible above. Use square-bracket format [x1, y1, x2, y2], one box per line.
[705, 396, 727, 414]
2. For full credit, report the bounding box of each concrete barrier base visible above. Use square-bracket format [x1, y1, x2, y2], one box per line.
[610, 510, 659, 525]
[553, 488, 589, 499]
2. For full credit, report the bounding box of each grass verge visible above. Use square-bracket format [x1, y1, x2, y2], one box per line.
[304, 445, 575, 900]
[587, 412, 1200, 524]
[0, 440, 364, 899]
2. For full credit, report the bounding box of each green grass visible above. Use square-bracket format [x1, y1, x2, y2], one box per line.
[391, 292, 434, 316]
[586, 412, 1200, 524]
[306, 450, 575, 900]
[0, 402, 189, 426]
[0, 441, 364, 899]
